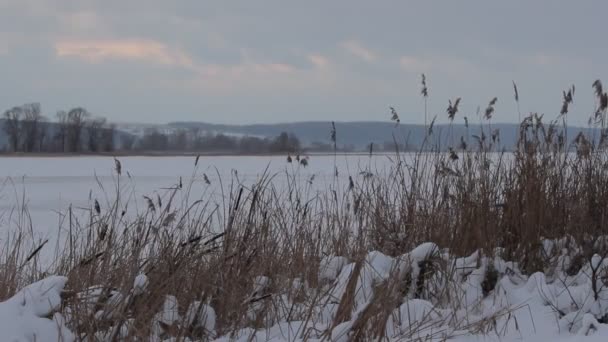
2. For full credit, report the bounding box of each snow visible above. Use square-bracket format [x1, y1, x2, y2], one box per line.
[319, 255, 349, 282]
[0, 246, 606, 341]
[133, 273, 149, 296]
[157, 295, 180, 325]
[0, 155, 393, 241]
[0, 276, 74, 341]
[185, 301, 216, 335]
[409, 242, 440, 260]
[211, 241, 608, 341]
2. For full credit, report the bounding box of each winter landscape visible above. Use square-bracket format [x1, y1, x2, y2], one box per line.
[3, 1, 608, 341]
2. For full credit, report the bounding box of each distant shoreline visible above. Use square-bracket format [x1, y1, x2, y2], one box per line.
[0, 151, 396, 158]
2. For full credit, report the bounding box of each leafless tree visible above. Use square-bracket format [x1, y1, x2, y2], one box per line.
[66, 107, 90, 152]
[3, 106, 23, 151]
[54, 111, 69, 152]
[38, 126, 47, 152]
[86, 117, 106, 152]
[120, 133, 135, 151]
[270, 132, 300, 153]
[140, 129, 169, 151]
[21, 103, 43, 152]
[188, 127, 202, 143]
[101, 123, 115, 152]
[170, 129, 189, 150]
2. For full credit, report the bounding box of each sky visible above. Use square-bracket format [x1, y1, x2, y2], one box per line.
[0, 0, 606, 125]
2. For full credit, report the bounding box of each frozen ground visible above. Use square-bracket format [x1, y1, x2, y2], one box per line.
[0, 155, 391, 236]
[0, 155, 398, 268]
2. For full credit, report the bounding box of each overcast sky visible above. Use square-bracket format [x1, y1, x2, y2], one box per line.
[0, 1, 606, 125]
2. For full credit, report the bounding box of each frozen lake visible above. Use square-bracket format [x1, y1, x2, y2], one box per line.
[0, 155, 395, 238]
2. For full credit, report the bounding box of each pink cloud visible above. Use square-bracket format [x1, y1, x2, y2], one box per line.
[55, 38, 195, 68]
[54, 38, 301, 97]
[341, 40, 377, 62]
[55, 38, 296, 76]
[308, 54, 330, 68]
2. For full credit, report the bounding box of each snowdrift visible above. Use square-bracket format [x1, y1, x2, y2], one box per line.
[5, 240, 608, 341]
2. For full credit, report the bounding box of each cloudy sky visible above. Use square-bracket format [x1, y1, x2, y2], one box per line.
[0, 1, 606, 125]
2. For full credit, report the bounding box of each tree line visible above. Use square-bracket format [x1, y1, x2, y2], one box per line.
[3, 103, 115, 153]
[135, 129, 302, 154]
[2, 103, 305, 154]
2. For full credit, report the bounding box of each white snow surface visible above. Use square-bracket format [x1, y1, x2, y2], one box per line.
[210, 243, 608, 342]
[2, 244, 608, 341]
[0, 276, 74, 341]
[0, 155, 391, 224]
[319, 255, 349, 282]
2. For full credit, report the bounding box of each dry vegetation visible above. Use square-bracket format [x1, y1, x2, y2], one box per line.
[2, 79, 608, 340]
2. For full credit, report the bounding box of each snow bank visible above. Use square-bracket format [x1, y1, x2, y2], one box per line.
[0, 276, 74, 341]
[5, 240, 608, 341]
[213, 241, 608, 341]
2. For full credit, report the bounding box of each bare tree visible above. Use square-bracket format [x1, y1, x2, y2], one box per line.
[101, 123, 115, 152]
[270, 131, 300, 153]
[38, 125, 48, 152]
[21, 103, 43, 152]
[54, 111, 69, 152]
[86, 117, 106, 152]
[140, 129, 169, 151]
[170, 129, 189, 150]
[66, 107, 90, 152]
[120, 133, 135, 151]
[3, 106, 22, 152]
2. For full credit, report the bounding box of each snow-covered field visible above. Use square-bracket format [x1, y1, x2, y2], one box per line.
[0, 155, 388, 236]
